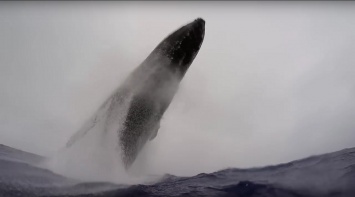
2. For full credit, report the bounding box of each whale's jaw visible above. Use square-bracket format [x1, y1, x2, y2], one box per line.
[151, 18, 205, 79]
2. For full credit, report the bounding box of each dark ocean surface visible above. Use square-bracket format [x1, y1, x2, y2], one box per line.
[0, 144, 354, 197]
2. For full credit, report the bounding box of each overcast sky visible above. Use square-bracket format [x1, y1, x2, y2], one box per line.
[0, 2, 355, 176]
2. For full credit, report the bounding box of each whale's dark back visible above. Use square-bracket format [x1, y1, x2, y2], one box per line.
[118, 18, 205, 169]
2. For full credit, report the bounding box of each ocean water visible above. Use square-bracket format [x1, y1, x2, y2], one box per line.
[0, 144, 354, 197]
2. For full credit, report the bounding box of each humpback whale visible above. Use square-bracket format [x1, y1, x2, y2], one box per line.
[66, 18, 205, 169]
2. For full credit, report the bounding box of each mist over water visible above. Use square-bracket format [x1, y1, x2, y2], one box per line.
[1, 2, 355, 183]
[43, 126, 129, 183]
[42, 52, 185, 184]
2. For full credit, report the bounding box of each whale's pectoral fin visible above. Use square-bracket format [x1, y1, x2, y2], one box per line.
[149, 122, 160, 140]
[66, 114, 98, 148]
[66, 97, 113, 148]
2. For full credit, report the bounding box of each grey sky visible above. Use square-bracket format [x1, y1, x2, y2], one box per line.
[0, 2, 355, 176]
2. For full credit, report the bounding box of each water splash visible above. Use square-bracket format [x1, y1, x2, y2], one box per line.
[41, 86, 146, 184]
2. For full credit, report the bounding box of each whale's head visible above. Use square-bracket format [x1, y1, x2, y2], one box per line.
[152, 18, 205, 78]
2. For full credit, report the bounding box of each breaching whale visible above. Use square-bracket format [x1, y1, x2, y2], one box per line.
[66, 18, 205, 169]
